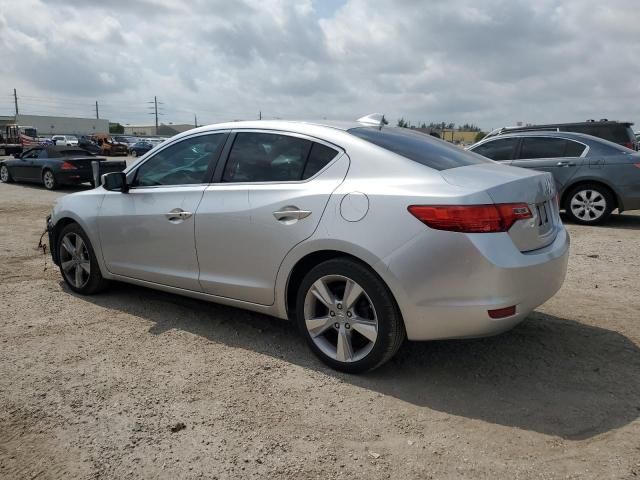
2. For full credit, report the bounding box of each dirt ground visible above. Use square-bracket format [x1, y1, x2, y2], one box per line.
[0, 178, 639, 480]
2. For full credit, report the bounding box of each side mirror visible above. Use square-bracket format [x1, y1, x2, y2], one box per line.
[102, 171, 129, 193]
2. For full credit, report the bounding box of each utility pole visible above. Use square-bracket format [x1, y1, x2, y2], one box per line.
[147, 96, 163, 134]
[95, 101, 99, 119]
[194, 113, 198, 128]
[259, 111, 262, 120]
[13, 88, 19, 116]
[153, 96, 158, 131]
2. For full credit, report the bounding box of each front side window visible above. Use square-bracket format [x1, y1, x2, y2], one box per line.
[133, 133, 225, 187]
[519, 137, 569, 159]
[223, 132, 337, 183]
[471, 137, 519, 161]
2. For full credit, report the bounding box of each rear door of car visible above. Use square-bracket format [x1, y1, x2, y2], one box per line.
[510, 136, 586, 190]
[195, 130, 349, 305]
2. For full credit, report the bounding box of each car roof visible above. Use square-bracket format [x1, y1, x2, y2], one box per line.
[482, 130, 604, 143]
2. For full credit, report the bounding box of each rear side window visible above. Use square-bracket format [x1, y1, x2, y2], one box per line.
[349, 127, 491, 170]
[564, 140, 586, 157]
[471, 137, 519, 161]
[223, 132, 338, 183]
[303, 143, 338, 179]
[520, 137, 567, 159]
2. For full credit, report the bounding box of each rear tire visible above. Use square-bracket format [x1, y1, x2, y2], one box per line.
[296, 258, 405, 373]
[0, 165, 13, 183]
[42, 169, 58, 190]
[57, 223, 109, 294]
[564, 183, 614, 225]
[131, 150, 138, 157]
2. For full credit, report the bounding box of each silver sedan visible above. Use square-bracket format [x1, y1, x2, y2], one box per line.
[46, 117, 569, 373]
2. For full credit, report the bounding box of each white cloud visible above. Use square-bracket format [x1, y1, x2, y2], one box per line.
[0, 0, 638, 130]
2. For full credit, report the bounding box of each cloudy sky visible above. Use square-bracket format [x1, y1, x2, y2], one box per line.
[0, 0, 638, 130]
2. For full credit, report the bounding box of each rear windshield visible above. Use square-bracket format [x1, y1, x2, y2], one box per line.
[348, 127, 491, 170]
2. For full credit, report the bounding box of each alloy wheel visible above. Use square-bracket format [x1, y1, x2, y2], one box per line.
[0, 166, 8, 182]
[570, 189, 607, 222]
[59, 232, 91, 289]
[303, 275, 378, 363]
[43, 171, 55, 189]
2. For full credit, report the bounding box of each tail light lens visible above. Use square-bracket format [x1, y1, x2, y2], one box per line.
[408, 203, 532, 233]
[60, 161, 77, 170]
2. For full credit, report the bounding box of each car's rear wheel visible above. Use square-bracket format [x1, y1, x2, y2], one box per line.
[564, 183, 613, 225]
[57, 223, 108, 294]
[131, 150, 138, 157]
[0, 165, 13, 183]
[296, 258, 405, 373]
[42, 169, 57, 190]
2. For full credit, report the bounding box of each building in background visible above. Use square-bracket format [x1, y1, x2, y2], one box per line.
[123, 123, 195, 136]
[13, 114, 109, 135]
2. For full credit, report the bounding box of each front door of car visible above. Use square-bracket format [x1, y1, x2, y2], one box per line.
[195, 131, 349, 305]
[510, 136, 586, 191]
[468, 137, 519, 164]
[97, 132, 227, 290]
[13, 149, 39, 180]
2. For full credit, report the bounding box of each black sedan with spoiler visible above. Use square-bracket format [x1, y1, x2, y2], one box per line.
[0, 146, 126, 190]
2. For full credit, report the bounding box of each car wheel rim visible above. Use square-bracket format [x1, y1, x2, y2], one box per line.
[0, 167, 7, 182]
[303, 275, 378, 363]
[570, 189, 606, 221]
[44, 172, 54, 189]
[59, 232, 91, 289]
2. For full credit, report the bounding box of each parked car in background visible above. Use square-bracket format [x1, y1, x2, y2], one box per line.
[0, 145, 126, 190]
[468, 131, 640, 224]
[112, 135, 139, 149]
[38, 136, 54, 146]
[483, 120, 637, 151]
[51, 135, 79, 147]
[78, 136, 102, 155]
[89, 134, 128, 156]
[45, 119, 568, 373]
[144, 137, 166, 147]
[128, 140, 154, 157]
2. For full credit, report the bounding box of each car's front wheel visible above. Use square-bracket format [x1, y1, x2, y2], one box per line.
[564, 183, 614, 225]
[0, 165, 13, 183]
[131, 150, 138, 157]
[57, 223, 108, 294]
[296, 258, 405, 373]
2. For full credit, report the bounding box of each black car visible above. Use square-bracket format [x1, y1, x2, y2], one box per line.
[0, 146, 126, 190]
[484, 120, 637, 150]
[129, 140, 154, 157]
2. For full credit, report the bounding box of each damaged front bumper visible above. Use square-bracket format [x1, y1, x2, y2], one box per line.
[46, 214, 59, 266]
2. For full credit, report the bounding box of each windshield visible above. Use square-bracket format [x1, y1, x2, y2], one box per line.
[348, 127, 492, 171]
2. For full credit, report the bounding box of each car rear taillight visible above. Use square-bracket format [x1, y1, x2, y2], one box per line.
[624, 141, 636, 150]
[60, 161, 77, 170]
[408, 203, 532, 233]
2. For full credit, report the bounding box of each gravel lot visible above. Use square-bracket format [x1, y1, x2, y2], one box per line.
[1, 176, 639, 479]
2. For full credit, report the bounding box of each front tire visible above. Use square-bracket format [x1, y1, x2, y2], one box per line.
[564, 183, 613, 225]
[0, 165, 13, 183]
[131, 150, 138, 157]
[296, 258, 405, 373]
[42, 169, 58, 190]
[57, 223, 108, 294]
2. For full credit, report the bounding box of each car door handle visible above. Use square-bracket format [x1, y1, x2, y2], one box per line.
[556, 160, 576, 167]
[273, 207, 312, 222]
[165, 208, 193, 222]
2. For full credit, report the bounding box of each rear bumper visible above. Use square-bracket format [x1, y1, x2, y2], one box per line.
[383, 226, 570, 341]
[55, 171, 94, 185]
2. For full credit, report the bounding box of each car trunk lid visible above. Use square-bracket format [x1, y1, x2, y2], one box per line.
[441, 163, 559, 252]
